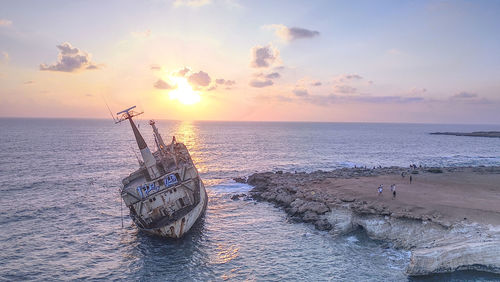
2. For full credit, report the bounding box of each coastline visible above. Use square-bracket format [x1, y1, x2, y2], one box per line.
[241, 166, 500, 276]
[430, 131, 500, 138]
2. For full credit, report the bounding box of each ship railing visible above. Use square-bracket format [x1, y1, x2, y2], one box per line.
[124, 165, 198, 205]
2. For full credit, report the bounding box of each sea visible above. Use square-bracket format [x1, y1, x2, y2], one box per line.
[1, 118, 500, 281]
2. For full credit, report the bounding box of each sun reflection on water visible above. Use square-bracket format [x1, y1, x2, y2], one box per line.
[212, 244, 240, 265]
[172, 121, 207, 173]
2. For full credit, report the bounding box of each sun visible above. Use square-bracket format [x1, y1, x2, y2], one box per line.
[167, 77, 201, 105]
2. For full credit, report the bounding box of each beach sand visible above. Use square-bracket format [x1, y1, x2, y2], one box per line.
[312, 169, 500, 225]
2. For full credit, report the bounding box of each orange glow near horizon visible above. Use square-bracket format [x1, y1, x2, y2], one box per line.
[167, 76, 201, 105]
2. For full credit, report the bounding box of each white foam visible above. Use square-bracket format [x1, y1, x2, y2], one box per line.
[210, 181, 253, 194]
[346, 235, 359, 243]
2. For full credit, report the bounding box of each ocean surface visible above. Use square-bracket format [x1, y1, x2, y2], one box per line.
[1, 118, 500, 281]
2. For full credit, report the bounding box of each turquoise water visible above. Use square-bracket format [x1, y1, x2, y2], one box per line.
[1, 118, 499, 281]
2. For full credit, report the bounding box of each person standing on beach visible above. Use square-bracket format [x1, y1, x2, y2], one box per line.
[378, 185, 383, 196]
[391, 184, 396, 199]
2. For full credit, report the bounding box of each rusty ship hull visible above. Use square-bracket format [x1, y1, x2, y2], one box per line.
[122, 164, 208, 238]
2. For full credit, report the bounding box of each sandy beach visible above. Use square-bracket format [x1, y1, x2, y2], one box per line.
[309, 168, 500, 226]
[245, 166, 500, 275]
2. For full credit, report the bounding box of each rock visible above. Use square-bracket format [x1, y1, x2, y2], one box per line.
[298, 201, 329, 214]
[275, 192, 294, 206]
[285, 206, 298, 216]
[290, 198, 305, 208]
[314, 218, 332, 231]
[341, 197, 355, 202]
[302, 211, 319, 222]
[407, 241, 500, 275]
[247, 172, 274, 191]
[233, 177, 247, 183]
[323, 209, 356, 235]
[231, 193, 246, 200]
[260, 191, 276, 201]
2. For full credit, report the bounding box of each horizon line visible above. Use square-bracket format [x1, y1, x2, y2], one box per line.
[1, 116, 499, 126]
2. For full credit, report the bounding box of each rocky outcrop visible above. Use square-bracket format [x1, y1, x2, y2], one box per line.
[245, 166, 500, 276]
[407, 240, 500, 275]
[430, 131, 500, 138]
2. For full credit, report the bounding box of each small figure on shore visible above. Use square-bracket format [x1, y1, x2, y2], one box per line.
[410, 175, 413, 184]
[391, 184, 396, 199]
[378, 185, 383, 196]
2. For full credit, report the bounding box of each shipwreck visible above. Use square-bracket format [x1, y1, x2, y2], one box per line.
[117, 106, 207, 238]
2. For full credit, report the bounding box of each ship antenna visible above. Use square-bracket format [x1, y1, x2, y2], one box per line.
[120, 193, 124, 228]
[115, 105, 161, 179]
[101, 95, 117, 123]
[127, 142, 143, 166]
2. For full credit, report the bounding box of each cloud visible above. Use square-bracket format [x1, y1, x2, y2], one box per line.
[302, 94, 425, 105]
[250, 44, 280, 68]
[293, 88, 309, 97]
[40, 42, 101, 72]
[154, 79, 175, 90]
[266, 24, 320, 41]
[452, 91, 477, 99]
[0, 19, 12, 27]
[174, 67, 191, 77]
[265, 72, 280, 79]
[249, 79, 273, 88]
[188, 70, 211, 86]
[150, 64, 161, 70]
[333, 85, 357, 94]
[216, 78, 235, 86]
[173, 0, 211, 7]
[1, 51, 8, 63]
[337, 74, 363, 82]
[250, 71, 279, 87]
[311, 81, 322, 86]
[24, 80, 34, 84]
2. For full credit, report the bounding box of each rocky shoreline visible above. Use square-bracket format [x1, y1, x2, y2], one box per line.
[430, 131, 500, 138]
[237, 166, 500, 276]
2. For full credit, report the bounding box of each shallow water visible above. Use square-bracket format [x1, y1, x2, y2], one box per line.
[1, 118, 499, 281]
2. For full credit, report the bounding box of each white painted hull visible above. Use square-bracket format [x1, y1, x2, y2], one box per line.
[140, 181, 208, 238]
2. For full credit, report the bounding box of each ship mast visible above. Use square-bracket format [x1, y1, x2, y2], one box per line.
[116, 106, 161, 180]
[149, 120, 166, 151]
[149, 119, 179, 168]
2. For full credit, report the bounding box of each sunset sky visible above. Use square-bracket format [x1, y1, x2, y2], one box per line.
[1, 0, 499, 123]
